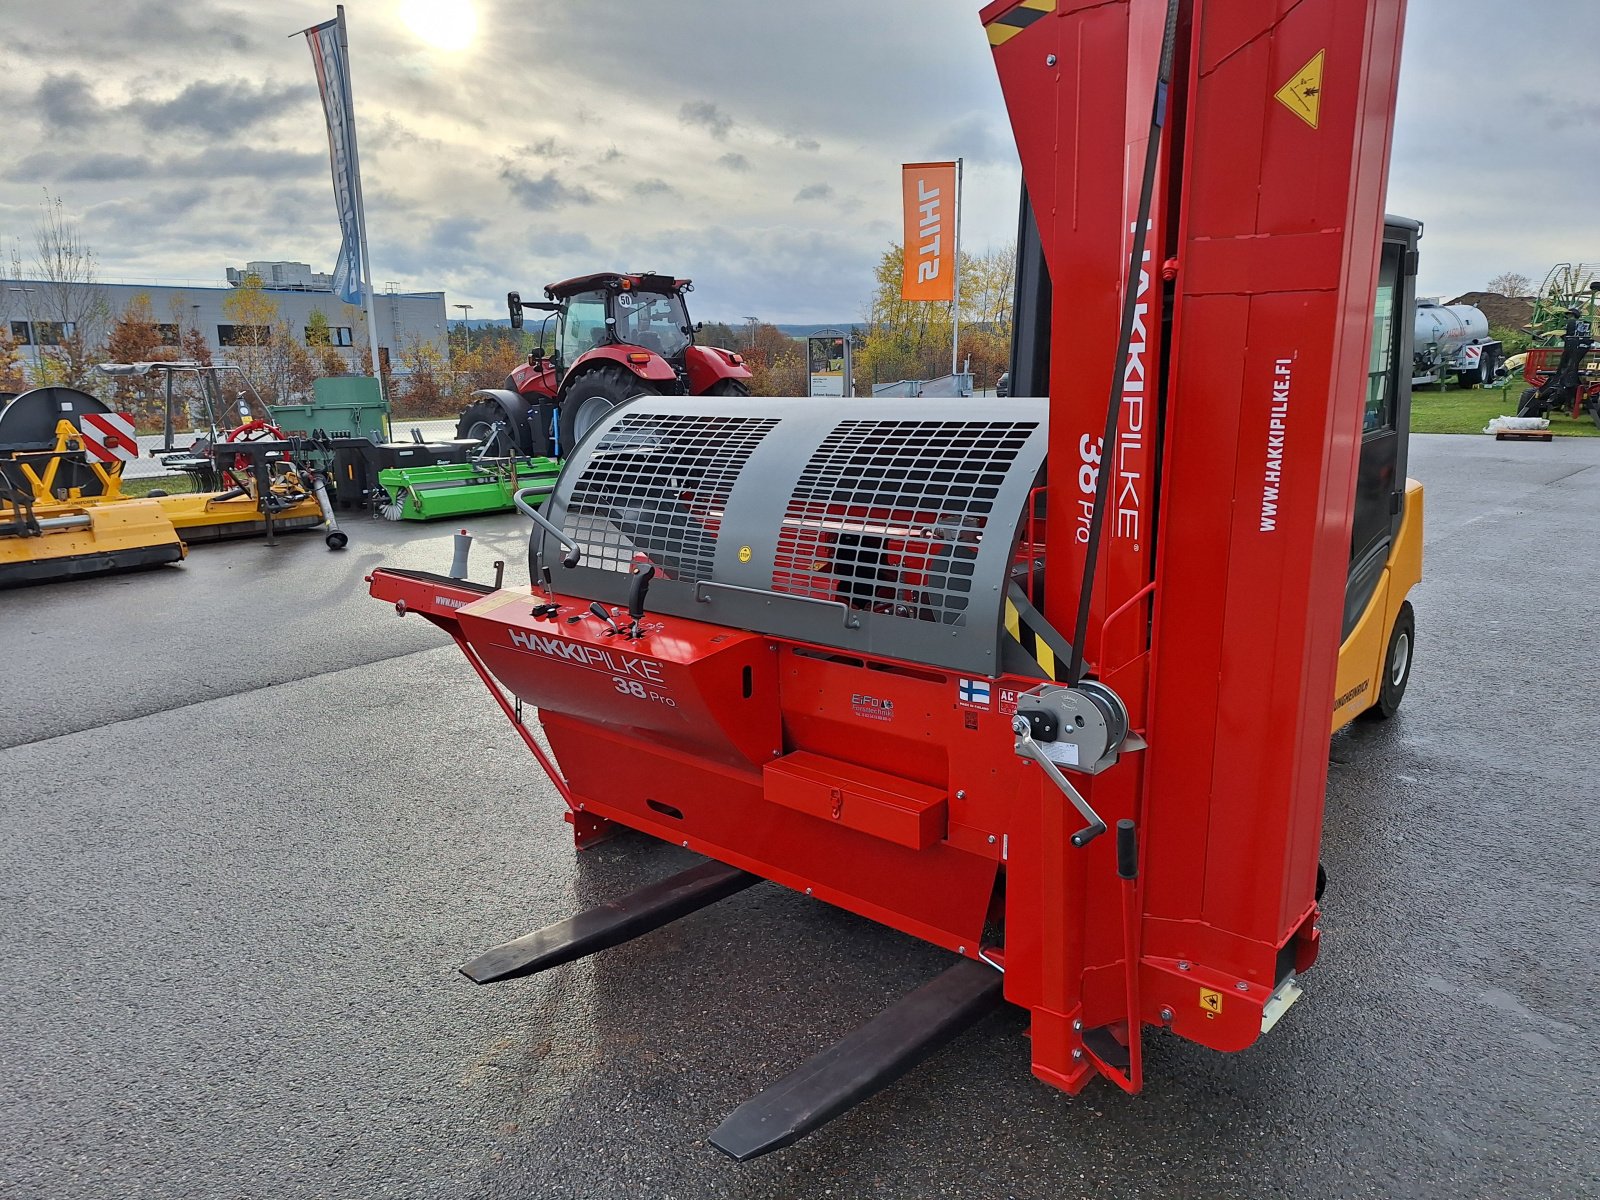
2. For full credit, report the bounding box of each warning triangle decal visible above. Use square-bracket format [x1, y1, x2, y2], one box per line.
[1275, 50, 1325, 129]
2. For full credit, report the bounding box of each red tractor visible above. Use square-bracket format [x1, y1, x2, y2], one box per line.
[456, 272, 752, 459]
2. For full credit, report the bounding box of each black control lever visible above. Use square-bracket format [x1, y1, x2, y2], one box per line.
[626, 561, 656, 637]
[589, 601, 622, 635]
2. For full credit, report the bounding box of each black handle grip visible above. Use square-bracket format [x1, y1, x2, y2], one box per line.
[589, 601, 619, 632]
[1070, 819, 1107, 849]
[1116, 818, 1138, 880]
[627, 563, 656, 621]
[561, 548, 582, 569]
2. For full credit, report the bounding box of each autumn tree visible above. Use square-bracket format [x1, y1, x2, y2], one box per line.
[392, 333, 453, 418]
[854, 242, 1017, 392]
[105, 293, 180, 423]
[0, 328, 26, 393]
[220, 273, 282, 399]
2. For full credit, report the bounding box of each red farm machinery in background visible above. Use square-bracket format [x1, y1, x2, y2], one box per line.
[369, 0, 1413, 1160]
[455, 271, 751, 461]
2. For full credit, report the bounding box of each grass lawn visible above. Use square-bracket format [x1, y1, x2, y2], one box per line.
[1410, 382, 1600, 437]
[119, 474, 198, 498]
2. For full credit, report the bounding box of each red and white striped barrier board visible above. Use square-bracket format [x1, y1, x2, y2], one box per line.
[80, 412, 139, 463]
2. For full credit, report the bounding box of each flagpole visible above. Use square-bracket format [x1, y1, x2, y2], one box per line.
[336, 4, 385, 401]
[951, 156, 963, 377]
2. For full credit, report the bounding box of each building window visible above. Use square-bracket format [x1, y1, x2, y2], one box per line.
[155, 324, 181, 347]
[217, 324, 269, 347]
[33, 321, 74, 346]
[305, 325, 354, 347]
[9, 320, 29, 345]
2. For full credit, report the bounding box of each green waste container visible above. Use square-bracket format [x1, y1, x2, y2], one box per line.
[269, 377, 390, 441]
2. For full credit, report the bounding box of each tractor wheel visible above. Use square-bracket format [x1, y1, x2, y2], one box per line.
[1515, 387, 1541, 419]
[457, 397, 520, 457]
[559, 365, 657, 454]
[1364, 601, 1414, 721]
[705, 379, 751, 397]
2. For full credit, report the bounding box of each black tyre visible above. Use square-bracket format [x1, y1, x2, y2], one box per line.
[558, 365, 658, 455]
[705, 378, 751, 397]
[457, 397, 521, 457]
[1515, 387, 1542, 419]
[325, 529, 348, 550]
[1365, 600, 1414, 720]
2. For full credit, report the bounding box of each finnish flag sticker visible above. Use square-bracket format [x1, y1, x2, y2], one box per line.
[958, 678, 992, 710]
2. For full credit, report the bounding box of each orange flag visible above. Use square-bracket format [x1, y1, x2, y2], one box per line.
[901, 162, 958, 301]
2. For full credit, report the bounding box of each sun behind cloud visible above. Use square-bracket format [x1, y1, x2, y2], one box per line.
[398, 0, 476, 52]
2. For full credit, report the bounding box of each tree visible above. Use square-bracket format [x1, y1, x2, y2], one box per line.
[220, 273, 282, 400]
[1486, 272, 1532, 298]
[393, 333, 452, 417]
[6, 193, 111, 388]
[0, 327, 26, 393]
[853, 242, 1019, 393]
[105, 293, 179, 423]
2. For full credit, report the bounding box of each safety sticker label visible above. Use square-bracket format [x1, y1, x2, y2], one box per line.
[998, 687, 1020, 717]
[1200, 987, 1224, 1016]
[1275, 50, 1325, 129]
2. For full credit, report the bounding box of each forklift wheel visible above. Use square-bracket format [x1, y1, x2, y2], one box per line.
[1367, 601, 1413, 720]
[326, 529, 348, 551]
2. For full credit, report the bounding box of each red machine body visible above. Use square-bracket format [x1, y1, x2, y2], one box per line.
[373, 0, 1409, 1107]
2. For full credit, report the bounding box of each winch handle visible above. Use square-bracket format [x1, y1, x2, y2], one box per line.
[514, 488, 582, 568]
[1011, 715, 1108, 847]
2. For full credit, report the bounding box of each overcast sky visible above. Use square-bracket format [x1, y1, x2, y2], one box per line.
[0, 1, 1589, 323]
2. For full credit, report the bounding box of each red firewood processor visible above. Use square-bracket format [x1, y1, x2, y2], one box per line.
[369, 0, 1422, 1160]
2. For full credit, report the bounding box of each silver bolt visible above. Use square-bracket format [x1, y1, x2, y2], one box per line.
[804, 887, 813, 896]
[1178, 960, 1191, 971]
[1236, 980, 1249, 991]
[1159, 1007, 1174, 1023]
[956, 789, 967, 800]
[958, 945, 967, 955]
[681, 840, 689, 848]
[577, 802, 585, 811]
[987, 835, 997, 845]
[1071, 1048, 1082, 1060]
[1072, 1019, 1082, 1031]
[772, 749, 781, 757]
[1046, 54, 1058, 66]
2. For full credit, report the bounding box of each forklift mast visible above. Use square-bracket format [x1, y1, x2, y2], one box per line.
[984, 0, 1406, 1074]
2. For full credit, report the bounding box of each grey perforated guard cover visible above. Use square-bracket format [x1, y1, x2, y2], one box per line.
[539, 396, 1048, 675]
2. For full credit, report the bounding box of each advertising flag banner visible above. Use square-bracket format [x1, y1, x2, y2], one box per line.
[305, 17, 363, 305]
[901, 161, 958, 302]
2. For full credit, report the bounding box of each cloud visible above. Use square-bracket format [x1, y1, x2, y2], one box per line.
[499, 166, 596, 211]
[717, 153, 751, 172]
[598, 146, 624, 164]
[795, 183, 834, 203]
[632, 179, 678, 198]
[128, 79, 313, 138]
[14, 151, 152, 183]
[35, 74, 101, 129]
[679, 100, 734, 141]
[785, 135, 822, 152]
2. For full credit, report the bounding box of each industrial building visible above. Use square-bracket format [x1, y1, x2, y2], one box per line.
[1, 261, 447, 381]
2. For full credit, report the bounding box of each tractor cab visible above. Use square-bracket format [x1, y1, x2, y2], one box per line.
[464, 272, 751, 461]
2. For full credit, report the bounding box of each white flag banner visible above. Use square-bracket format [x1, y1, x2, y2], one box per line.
[305, 16, 363, 305]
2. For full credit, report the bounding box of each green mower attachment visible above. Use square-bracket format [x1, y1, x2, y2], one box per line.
[377, 457, 560, 521]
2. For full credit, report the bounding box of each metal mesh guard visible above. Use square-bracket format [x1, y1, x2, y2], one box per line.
[545, 397, 1048, 675]
[773, 419, 1036, 625]
[561, 412, 780, 582]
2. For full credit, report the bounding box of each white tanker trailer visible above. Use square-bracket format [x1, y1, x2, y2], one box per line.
[1413, 299, 1501, 387]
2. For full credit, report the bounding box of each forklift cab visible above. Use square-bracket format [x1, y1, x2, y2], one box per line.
[1332, 217, 1423, 728]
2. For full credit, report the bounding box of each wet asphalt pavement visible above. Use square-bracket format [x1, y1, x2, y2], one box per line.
[2, 434, 1596, 1200]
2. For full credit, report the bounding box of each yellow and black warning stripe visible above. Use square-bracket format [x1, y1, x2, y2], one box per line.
[1004, 582, 1073, 681]
[985, 0, 1058, 46]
